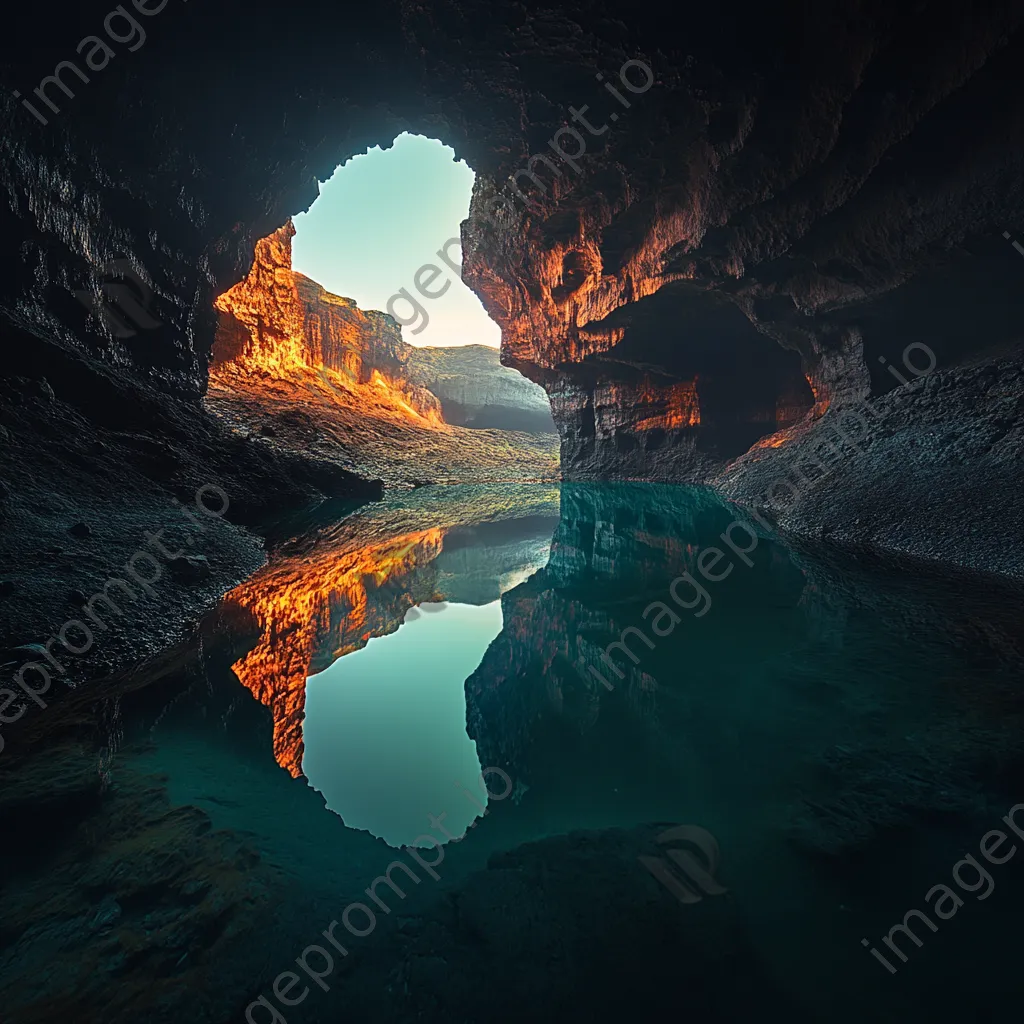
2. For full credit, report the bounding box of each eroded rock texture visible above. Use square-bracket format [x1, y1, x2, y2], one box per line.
[209, 222, 556, 437]
[212, 220, 443, 423]
[204, 223, 559, 486]
[2, 0, 1024, 617]
[460, 4, 1024, 509]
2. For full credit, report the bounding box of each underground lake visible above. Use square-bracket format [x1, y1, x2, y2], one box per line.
[2, 482, 1023, 1023]
[5, 7, 1024, 1021]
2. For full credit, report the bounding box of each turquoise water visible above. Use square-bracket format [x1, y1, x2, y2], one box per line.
[4, 482, 1024, 1023]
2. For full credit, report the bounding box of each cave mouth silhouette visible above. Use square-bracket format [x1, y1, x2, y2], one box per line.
[204, 131, 560, 486]
[292, 132, 500, 351]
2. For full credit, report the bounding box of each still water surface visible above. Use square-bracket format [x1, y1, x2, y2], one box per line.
[4, 482, 1024, 1023]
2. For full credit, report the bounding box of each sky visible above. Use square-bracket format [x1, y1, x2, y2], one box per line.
[292, 133, 500, 348]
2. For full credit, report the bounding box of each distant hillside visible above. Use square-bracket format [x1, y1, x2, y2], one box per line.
[407, 344, 556, 434]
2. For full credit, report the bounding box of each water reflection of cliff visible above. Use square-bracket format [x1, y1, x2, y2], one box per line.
[465, 483, 764, 776]
[222, 486, 560, 776]
[465, 483, 1024, 858]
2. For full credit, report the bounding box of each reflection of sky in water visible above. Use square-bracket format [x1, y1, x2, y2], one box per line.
[302, 600, 504, 848]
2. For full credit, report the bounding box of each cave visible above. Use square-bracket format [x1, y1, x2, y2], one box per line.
[2, 1, 1024, 1022]
[205, 132, 558, 484]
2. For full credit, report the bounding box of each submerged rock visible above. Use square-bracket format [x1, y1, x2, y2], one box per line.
[1, 642, 51, 666]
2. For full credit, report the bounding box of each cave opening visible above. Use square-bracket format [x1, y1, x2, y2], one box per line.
[9, 3, 1024, 1020]
[201, 134, 562, 845]
[205, 132, 559, 488]
[292, 132, 499, 351]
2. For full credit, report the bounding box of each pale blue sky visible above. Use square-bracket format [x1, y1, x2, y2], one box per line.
[293, 133, 500, 348]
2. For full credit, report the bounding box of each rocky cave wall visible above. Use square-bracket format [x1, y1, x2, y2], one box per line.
[458, 3, 1024, 494]
[3, 0, 1024, 580]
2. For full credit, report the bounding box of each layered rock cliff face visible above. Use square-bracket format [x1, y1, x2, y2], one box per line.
[212, 222, 555, 436]
[212, 220, 444, 425]
[205, 221, 559, 485]
[452, 1, 1024, 571]
[2, 0, 1024, 640]
[458, 4, 1024, 446]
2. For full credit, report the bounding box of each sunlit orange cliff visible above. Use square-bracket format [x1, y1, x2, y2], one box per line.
[221, 488, 559, 776]
[225, 524, 445, 776]
[211, 220, 445, 426]
[205, 221, 560, 486]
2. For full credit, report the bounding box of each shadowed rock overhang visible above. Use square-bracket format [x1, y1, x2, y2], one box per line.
[2, 0, 1024, 575]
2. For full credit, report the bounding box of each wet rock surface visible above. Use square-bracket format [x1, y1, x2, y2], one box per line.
[714, 347, 1024, 578]
[0, 345, 380, 705]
